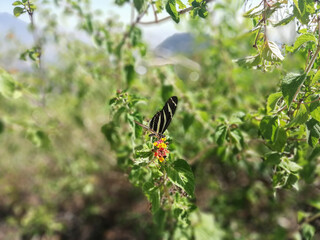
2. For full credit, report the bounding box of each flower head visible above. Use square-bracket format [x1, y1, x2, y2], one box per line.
[153, 138, 169, 163]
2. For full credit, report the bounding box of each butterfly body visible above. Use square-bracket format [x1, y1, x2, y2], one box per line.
[135, 96, 178, 138]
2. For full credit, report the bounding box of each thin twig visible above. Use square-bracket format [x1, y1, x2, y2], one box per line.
[293, 97, 320, 104]
[299, 212, 320, 230]
[263, 0, 268, 42]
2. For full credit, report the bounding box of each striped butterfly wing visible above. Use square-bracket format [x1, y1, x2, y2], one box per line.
[149, 96, 178, 135]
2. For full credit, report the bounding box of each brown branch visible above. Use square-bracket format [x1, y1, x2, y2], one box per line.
[299, 212, 320, 230]
[263, 0, 268, 42]
[138, 0, 215, 25]
[293, 97, 320, 104]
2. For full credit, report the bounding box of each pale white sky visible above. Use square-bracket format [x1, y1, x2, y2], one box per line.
[0, 0, 181, 48]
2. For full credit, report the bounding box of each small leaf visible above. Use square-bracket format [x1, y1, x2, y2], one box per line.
[311, 70, 320, 85]
[260, 116, 278, 141]
[143, 181, 160, 213]
[286, 161, 303, 172]
[293, 0, 301, 15]
[166, 0, 180, 23]
[176, 0, 186, 9]
[301, 224, 315, 240]
[272, 15, 295, 27]
[293, 33, 317, 51]
[198, 6, 208, 18]
[0, 68, 22, 99]
[229, 129, 244, 151]
[12, 1, 23, 6]
[281, 72, 306, 108]
[272, 127, 287, 152]
[267, 92, 282, 114]
[26, 129, 50, 148]
[309, 96, 320, 122]
[306, 118, 320, 147]
[124, 64, 135, 87]
[261, 41, 284, 62]
[166, 159, 195, 197]
[286, 104, 309, 128]
[235, 54, 261, 68]
[214, 125, 227, 145]
[264, 152, 281, 165]
[13, 6, 25, 17]
[133, 0, 146, 13]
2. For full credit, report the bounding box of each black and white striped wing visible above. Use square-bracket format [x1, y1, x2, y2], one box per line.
[149, 96, 178, 135]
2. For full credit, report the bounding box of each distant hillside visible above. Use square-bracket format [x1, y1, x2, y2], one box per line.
[0, 12, 33, 44]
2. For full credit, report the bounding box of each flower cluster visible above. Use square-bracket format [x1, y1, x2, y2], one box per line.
[153, 138, 169, 162]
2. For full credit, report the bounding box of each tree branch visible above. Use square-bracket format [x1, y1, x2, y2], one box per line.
[138, 0, 215, 25]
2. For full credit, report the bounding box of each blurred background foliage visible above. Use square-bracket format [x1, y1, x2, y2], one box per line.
[0, 0, 319, 239]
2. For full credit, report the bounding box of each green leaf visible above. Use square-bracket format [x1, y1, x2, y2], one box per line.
[293, 0, 301, 15]
[13, 6, 25, 17]
[26, 129, 50, 148]
[301, 223, 315, 240]
[133, 0, 146, 13]
[267, 92, 282, 114]
[310, 96, 320, 122]
[176, 0, 186, 9]
[214, 125, 227, 145]
[264, 152, 281, 165]
[286, 161, 302, 172]
[286, 104, 309, 128]
[12, 1, 23, 6]
[235, 54, 261, 68]
[293, 33, 317, 51]
[309, 199, 320, 210]
[272, 127, 287, 152]
[0, 68, 22, 99]
[115, 0, 130, 6]
[166, 0, 180, 23]
[306, 118, 320, 147]
[311, 70, 320, 85]
[261, 41, 284, 62]
[124, 64, 135, 87]
[130, 27, 142, 46]
[155, 0, 164, 13]
[229, 129, 244, 151]
[293, 0, 315, 25]
[260, 116, 278, 141]
[272, 15, 295, 27]
[166, 159, 195, 197]
[260, 116, 287, 151]
[198, 6, 208, 18]
[135, 150, 152, 159]
[143, 181, 160, 213]
[281, 72, 306, 108]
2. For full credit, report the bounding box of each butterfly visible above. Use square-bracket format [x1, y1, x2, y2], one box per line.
[135, 96, 178, 138]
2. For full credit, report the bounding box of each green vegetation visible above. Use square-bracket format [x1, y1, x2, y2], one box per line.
[1, 0, 320, 239]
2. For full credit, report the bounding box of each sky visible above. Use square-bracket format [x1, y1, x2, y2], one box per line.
[0, 0, 180, 48]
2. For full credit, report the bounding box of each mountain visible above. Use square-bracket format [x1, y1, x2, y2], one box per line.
[0, 12, 33, 44]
